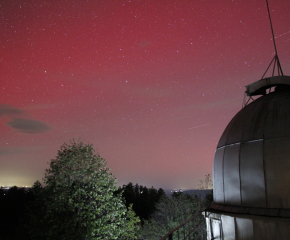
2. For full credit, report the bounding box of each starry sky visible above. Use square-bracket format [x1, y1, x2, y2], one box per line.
[1, 0, 290, 190]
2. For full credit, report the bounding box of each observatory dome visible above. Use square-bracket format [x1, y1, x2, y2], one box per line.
[213, 76, 290, 210]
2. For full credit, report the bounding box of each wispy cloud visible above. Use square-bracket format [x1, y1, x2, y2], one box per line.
[0, 104, 25, 118]
[189, 124, 210, 130]
[6, 118, 51, 134]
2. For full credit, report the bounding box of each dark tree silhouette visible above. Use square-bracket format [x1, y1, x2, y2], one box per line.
[0, 186, 34, 240]
[118, 182, 166, 222]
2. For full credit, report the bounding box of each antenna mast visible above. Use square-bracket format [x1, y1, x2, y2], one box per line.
[261, 0, 284, 78]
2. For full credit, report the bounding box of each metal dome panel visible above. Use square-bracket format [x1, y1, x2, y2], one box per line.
[264, 137, 290, 208]
[213, 148, 225, 204]
[240, 140, 266, 207]
[213, 89, 290, 209]
[223, 144, 241, 206]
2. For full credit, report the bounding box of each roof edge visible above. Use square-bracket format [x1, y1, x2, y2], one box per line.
[246, 76, 290, 96]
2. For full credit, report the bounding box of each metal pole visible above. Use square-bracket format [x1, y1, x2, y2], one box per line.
[265, 0, 284, 76]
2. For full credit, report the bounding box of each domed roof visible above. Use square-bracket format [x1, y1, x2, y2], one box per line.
[213, 78, 290, 209]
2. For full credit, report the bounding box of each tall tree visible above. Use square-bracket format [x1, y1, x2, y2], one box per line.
[28, 140, 139, 240]
[198, 174, 213, 207]
[198, 174, 213, 190]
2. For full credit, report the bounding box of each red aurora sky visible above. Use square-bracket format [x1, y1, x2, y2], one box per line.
[1, 0, 290, 190]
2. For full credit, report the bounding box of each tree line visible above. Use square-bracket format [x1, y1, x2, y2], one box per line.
[0, 140, 213, 239]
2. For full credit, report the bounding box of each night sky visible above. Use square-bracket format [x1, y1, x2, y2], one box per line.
[1, 0, 290, 190]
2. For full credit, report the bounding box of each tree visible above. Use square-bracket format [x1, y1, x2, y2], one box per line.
[138, 175, 214, 240]
[139, 193, 201, 240]
[198, 174, 213, 208]
[198, 173, 213, 190]
[118, 183, 166, 222]
[28, 140, 140, 240]
[0, 186, 33, 240]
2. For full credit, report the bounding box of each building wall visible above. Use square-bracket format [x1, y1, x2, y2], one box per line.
[204, 210, 290, 240]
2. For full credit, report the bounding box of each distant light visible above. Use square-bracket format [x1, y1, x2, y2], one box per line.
[171, 189, 183, 193]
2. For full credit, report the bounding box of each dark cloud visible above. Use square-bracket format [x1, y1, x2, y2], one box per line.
[6, 118, 51, 134]
[0, 105, 51, 134]
[0, 104, 25, 118]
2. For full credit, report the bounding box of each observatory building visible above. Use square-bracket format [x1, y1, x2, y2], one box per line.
[204, 76, 290, 239]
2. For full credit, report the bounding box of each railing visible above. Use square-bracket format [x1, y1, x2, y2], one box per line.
[159, 209, 206, 240]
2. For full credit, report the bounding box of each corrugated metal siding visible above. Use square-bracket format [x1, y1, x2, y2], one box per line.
[221, 215, 235, 239]
[236, 218, 254, 240]
[204, 211, 290, 240]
